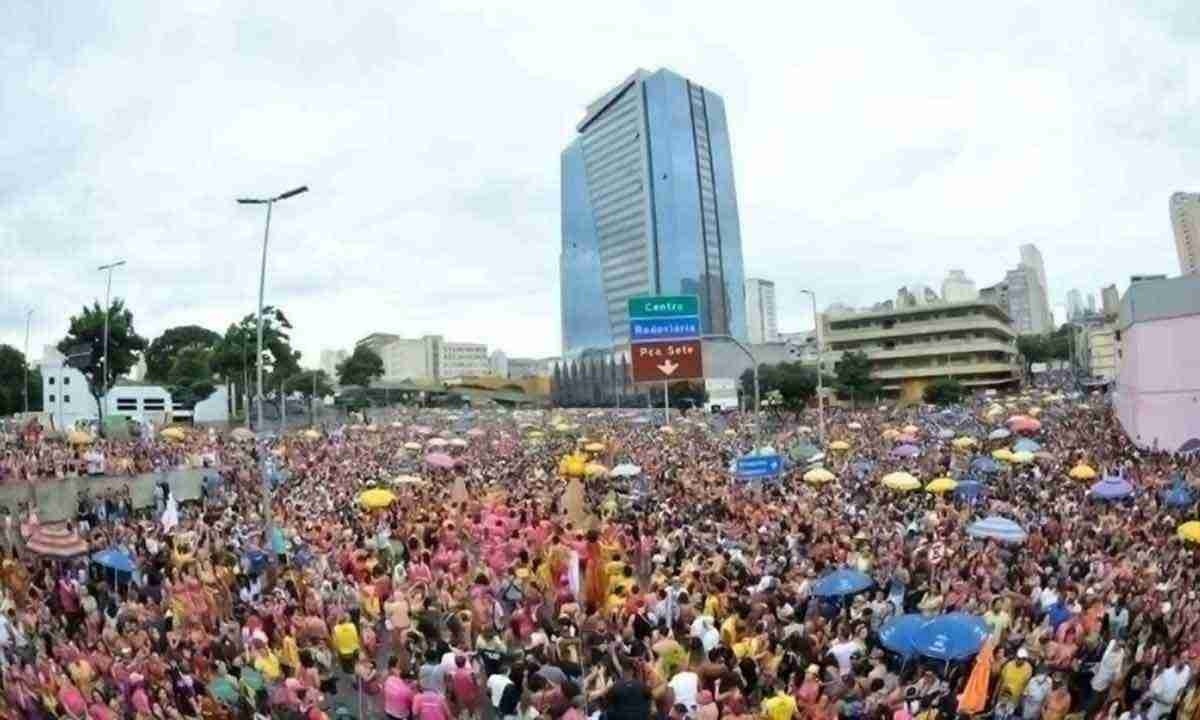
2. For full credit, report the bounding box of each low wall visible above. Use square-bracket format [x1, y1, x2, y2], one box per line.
[0, 469, 213, 523]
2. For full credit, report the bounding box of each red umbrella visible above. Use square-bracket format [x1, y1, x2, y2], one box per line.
[1009, 417, 1042, 434]
[27, 524, 88, 558]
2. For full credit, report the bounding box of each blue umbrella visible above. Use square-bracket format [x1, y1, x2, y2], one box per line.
[970, 456, 1002, 474]
[1012, 438, 1041, 453]
[1090, 476, 1133, 500]
[811, 568, 874, 598]
[850, 461, 875, 479]
[913, 613, 991, 661]
[1161, 483, 1195, 509]
[988, 428, 1011, 440]
[1178, 438, 1200, 455]
[966, 516, 1027, 544]
[891, 444, 920, 458]
[936, 429, 955, 440]
[878, 614, 927, 658]
[955, 480, 986, 501]
[92, 547, 137, 574]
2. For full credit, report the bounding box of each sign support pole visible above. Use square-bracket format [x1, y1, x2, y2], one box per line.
[663, 381, 669, 426]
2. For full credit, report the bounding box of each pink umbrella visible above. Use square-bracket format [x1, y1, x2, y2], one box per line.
[1010, 417, 1042, 434]
[412, 426, 434, 436]
[466, 428, 486, 437]
[425, 452, 456, 470]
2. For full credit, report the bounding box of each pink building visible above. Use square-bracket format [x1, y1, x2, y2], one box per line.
[1112, 275, 1200, 452]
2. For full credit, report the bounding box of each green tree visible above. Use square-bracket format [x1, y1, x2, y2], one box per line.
[337, 346, 385, 388]
[834, 351, 878, 407]
[923, 377, 965, 405]
[742, 362, 819, 410]
[1017, 328, 1071, 373]
[165, 346, 217, 407]
[57, 300, 149, 429]
[0, 345, 42, 415]
[144, 325, 220, 382]
[211, 307, 302, 414]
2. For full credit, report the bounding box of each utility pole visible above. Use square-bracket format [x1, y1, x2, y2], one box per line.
[801, 289, 826, 444]
[98, 260, 126, 428]
[238, 185, 308, 539]
[23, 309, 32, 413]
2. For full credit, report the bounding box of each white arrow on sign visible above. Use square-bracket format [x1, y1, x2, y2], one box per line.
[656, 359, 679, 376]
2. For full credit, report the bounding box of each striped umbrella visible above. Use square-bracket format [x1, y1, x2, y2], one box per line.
[27, 524, 88, 558]
[966, 516, 1027, 544]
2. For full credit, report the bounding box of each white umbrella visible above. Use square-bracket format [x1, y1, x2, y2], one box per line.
[611, 463, 642, 478]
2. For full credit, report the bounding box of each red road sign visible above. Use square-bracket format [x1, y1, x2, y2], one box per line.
[630, 339, 704, 382]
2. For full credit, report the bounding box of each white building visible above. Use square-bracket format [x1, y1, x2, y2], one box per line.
[1019, 243, 1054, 333]
[360, 334, 491, 382]
[1170, 191, 1200, 276]
[439, 340, 490, 378]
[489, 350, 509, 378]
[40, 346, 228, 429]
[941, 270, 978, 302]
[745, 278, 779, 344]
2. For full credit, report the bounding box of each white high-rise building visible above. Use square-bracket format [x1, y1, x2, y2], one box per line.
[1066, 289, 1084, 321]
[941, 270, 977, 302]
[1170, 192, 1200, 275]
[745, 278, 779, 344]
[1018, 243, 1053, 333]
[1086, 293, 1097, 315]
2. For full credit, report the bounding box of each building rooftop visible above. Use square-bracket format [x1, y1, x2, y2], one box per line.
[1118, 274, 1200, 329]
[826, 299, 1011, 324]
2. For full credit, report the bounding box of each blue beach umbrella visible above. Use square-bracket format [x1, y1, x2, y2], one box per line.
[92, 547, 137, 574]
[913, 613, 991, 661]
[970, 457, 1002, 474]
[891, 444, 920, 458]
[1161, 483, 1195, 509]
[878, 614, 927, 658]
[966, 516, 1027, 544]
[811, 568, 874, 598]
[1012, 438, 1041, 453]
[1090, 476, 1133, 500]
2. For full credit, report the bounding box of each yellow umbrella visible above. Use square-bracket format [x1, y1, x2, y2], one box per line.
[902, 424, 919, 435]
[992, 448, 1015, 462]
[1027, 406, 1042, 417]
[952, 436, 978, 450]
[302, 428, 320, 440]
[881, 428, 900, 441]
[358, 488, 397, 509]
[583, 442, 605, 453]
[553, 423, 571, 432]
[1178, 521, 1200, 543]
[527, 431, 545, 439]
[723, 429, 737, 436]
[584, 462, 609, 477]
[847, 422, 863, 430]
[660, 425, 675, 434]
[828, 440, 851, 452]
[230, 427, 255, 442]
[1068, 464, 1097, 480]
[391, 474, 425, 485]
[882, 472, 921, 491]
[803, 467, 836, 484]
[559, 454, 587, 477]
[67, 430, 94, 445]
[160, 427, 186, 441]
[925, 477, 958, 494]
[1010, 451, 1035, 464]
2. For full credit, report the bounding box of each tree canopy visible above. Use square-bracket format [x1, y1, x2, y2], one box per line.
[1016, 326, 1071, 371]
[923, 377, 966, 405]
[144, 325, 220, 382]
[57, 300, 148, 421]
[337, 346, 385, 388]
[740, 362, 819, 410]
[211, 306, 302, 391]
[0, 345, 41, 415]
[286, 369, 334, 399]
[166, 346, 217, 407]
[834, 350, 879, 406]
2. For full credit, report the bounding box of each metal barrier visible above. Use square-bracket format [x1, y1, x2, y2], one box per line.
[0, 468, 212, 522]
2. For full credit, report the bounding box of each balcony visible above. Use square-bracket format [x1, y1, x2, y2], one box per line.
[826, 317, 1015, 343]
[871, 361, 1018, 381]
[857, 339, 1016, 361]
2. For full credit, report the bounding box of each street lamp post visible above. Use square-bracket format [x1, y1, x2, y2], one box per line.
[98, 260, 126, 425]
[238, 185, 308, 536]
[800, 289, 826, 443]
[23, 309, 32, 414]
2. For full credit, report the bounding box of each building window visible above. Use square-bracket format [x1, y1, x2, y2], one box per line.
[116, 398, 138, 411]
[49, 377, 55, 385]
[63, 395, 70, 403]
[48, 394, 55, 402]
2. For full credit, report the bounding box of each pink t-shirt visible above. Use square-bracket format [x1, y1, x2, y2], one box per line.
[58, 686, 86, 717]
[412, 691, 451, 720]
[384, 676, 415, 719]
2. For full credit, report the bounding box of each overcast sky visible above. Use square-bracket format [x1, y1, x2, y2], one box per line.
[2, 1, 1197, 364]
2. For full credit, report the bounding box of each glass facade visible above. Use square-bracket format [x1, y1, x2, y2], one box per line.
[560, 68, 747, 357]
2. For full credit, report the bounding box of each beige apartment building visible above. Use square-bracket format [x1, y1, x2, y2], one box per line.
[823, 300, 1020, 402]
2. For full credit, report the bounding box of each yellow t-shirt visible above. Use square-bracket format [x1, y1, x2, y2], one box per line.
[704, 594, 724, 619]
[720, 615, 741, 646]
[332, 622, 361, 657]
[254, 651, 282, 682]
[998, 660, 1032, 700]
[762, 693, 797, 720]
[280, 635, 301, 670]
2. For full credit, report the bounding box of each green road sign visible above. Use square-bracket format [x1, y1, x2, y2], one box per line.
[628, 295, 700, 320]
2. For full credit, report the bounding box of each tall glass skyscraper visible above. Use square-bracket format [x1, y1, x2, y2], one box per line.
[560, 68, 748, 357]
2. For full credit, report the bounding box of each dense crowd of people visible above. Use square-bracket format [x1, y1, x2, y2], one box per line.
[0, 390, 1197, 720]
